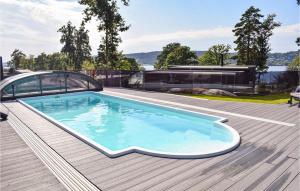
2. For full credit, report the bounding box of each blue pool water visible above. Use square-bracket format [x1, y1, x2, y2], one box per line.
[20, 92, 240, 158]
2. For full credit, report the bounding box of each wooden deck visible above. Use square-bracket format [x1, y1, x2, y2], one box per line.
[0, 120, 67, 191]
[1, 87, 300, 191]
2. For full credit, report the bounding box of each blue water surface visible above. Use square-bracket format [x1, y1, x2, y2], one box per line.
[22, 92, 236, 155]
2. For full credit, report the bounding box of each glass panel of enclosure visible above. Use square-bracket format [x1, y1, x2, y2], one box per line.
[1, 76, 40, 98]
[0, 72, 101, 100]
[14, 76, 41, 97]
[41, 73, 66, 93]
[66, 73, 89, 91]
[2, 84, 13, 98]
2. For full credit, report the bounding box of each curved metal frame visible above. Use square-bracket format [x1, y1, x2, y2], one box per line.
[0, 71, 102, 101]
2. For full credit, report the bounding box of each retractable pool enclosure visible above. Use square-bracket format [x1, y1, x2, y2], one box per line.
[0, 71, 102, 101]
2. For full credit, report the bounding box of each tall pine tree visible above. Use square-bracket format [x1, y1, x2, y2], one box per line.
[58, 21, 76, 70]
[75, 23, 91, 70]
[233, 6, 280, 77]
[256, 14, 280, 72]
[233, 6, 263, 66]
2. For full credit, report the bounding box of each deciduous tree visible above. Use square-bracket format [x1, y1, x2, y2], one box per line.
[288, 56, 300, 71]
[166, 46, 198, 66]
[154, 43, 198, 69]
[79, 0, 130, 70]
[35, 52, 48, 71]
[10, 49, 26, 69]
[154, 43, 181, 69]
[198, 44, 231, 65]
[117, 55, 140, 71]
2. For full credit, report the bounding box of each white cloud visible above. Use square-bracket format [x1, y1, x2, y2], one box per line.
[120, 23, 299, 53]
[122, 27, 233, 46]
[121, 24, 299, 48]
[273, 23, 300, 36]
[0, 0, 103, 61]
[0, 0, 298, 62]
[0, 0, 82, 25]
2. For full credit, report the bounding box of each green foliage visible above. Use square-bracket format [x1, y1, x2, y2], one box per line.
[18, 54, 34, 70]
[10, 49, 26, 69]
[198, 44, 231, 65]
[154, 43, 198, 70]
[116, 55, 140, 71]
[233, 6, 280, 72]
[47, 53, 68, 71]
[288, 56, 300, 71]
[233, 6, 263, 65]
[82, 59, 96, 70]
[166, 46, 198, 66]
[74, 23, 92, 70]
[79, 0, 130, 70]
[58, 21, 91, 70]
[10, 51, 69, 71]
[155, 43, 181, 69]
[35, 53, 48, 71]
[58, 21, 76, 68]
[256, 14, 281, 72]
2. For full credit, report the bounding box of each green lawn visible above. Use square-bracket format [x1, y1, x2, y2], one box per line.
[180, 93, 291, 104]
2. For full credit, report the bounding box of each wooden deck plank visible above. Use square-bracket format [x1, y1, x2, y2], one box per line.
[190, 132, 293, 189]
[78, 154, 143, 176]
[91, 156, 162, 184]
[0, 120, 67, 191]
[225, 158, 295, 191]
[2, 88, 299, 191]
[100, 158, 174, 190]
[288, 146, 300, 159]
[266, 137, 299, 165]
[265, 160, 300, 191]
[283, 173, 300, 191]
[228, 136, 299, 182]
[150, 124, 296, 191]
[105, 88, 299, 123]
[103, 119, 270, 190]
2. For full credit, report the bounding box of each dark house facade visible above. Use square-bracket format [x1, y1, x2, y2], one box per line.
[143, 65, 256, 92]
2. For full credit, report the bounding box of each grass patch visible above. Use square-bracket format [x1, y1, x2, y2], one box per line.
[181, 93, 290, 104]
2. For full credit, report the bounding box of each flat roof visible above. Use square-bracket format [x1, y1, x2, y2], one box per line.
[168, 65, 256, 70]
[146, 70, 244, 75]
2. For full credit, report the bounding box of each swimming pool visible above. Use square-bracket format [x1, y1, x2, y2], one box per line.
[19, 92, 240, 158]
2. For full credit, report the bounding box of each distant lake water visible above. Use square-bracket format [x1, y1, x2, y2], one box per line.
[142, 65, 154, 70]
[267, 65, 288, 72]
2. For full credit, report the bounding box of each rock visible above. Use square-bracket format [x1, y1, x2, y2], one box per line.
[168, 88, 184, 93]
[168, 88, 236, 96]
[192, 88, 208, 94]
[168, 88, 192, 94]
[203, 89, 237, 97]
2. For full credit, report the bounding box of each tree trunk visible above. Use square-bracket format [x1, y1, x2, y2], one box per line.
[257, 72, 261, 84]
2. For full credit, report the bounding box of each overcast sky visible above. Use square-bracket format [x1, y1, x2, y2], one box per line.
[0, 0, 299, 62]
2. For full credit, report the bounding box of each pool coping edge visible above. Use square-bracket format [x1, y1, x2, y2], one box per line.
[18, 91, 241, 159]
